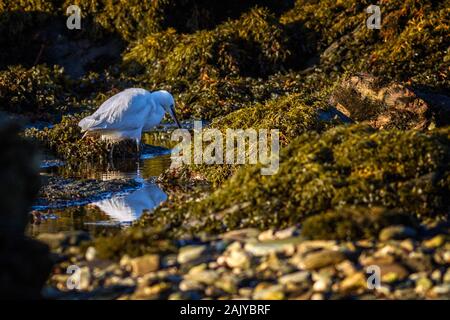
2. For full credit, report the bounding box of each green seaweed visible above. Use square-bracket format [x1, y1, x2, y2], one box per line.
[301, 206, 417, 241]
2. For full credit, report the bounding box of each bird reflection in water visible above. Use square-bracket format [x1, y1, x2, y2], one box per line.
[88, 184, 167, 226]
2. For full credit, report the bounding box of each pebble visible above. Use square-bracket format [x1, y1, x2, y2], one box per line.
[253, 284, 285, 300]
[299, 250, 346, 270]
[225, 249, 251, 269]
[278, 271, 311, 285]
[129, 254, 160, 277]
[177, 245, 207, 264]
[85, 246, 96, 262]
[244, 237, 301, 256]
[378, 225, 417, 241]
[423, 235, 445, 248]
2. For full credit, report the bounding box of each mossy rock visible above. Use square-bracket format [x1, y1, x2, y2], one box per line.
[149, 124, 450, 236]
[124, 7, 292, 81]
[301, 206, 418, 241]
[186, 93, 339, 186]
[94, 226, 176, 260]
[281, 0, 449, 89]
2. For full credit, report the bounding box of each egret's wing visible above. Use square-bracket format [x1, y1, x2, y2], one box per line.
[79, 89, 150, 131]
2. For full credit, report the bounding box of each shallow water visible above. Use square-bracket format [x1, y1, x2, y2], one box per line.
[27, 132, 174, 237]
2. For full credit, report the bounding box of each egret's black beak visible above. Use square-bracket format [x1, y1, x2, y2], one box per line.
[170, 105, 182, 129]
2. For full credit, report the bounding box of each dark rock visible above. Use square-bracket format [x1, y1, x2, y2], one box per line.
[0, 118, 52, 299]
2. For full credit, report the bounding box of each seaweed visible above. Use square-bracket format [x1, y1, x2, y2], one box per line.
[301, 206, 418, 241]
[146, 125, 450, 237]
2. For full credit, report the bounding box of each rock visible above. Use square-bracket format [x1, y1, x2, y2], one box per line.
[311, 293, 324, 300]
[221, 228, 259, 241]
[312, 275, 331, 292]
[253, 284, 284, 300]
[177, 245, 207, 264]
[215, 274, 238, 294]
[0, 119, 40, 234]
[85, 246, 96, 262]
[339, 272, 367, 293]
[279, 271, 311, 285]
[423, 235, 445, 249]
[379, 225, 417, 241]
[37, 231, 90, 250]
[179, 279, 204, 292]
[415, 277, 433, 294]
[0, 119, 52, 299]
[258, 229, 275, 241]
[336, 260, 357, 276]
[129, 254, 160, 277]
[244, 237, 302, 256]
[185, 270, 219, 286]
[431, 284, 450, 296]
[379, 263, 410, 283]
[329, 73, 450, 130]
[299, 250, 346, 270]
[443, 269, 450, 283]
[225, 249, 251, 269]
[274, 227, 298, 240]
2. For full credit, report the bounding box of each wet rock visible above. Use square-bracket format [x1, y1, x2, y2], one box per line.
[299, 250, 346, 270]
[35, 176, 141, 209]
[379, 225, 417, 241]
[129, 254, 160, 277]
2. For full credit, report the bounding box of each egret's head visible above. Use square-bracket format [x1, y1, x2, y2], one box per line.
[152, 90, 181, 128]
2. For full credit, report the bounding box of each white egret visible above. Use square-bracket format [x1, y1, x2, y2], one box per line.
[78, 89, 181, 158]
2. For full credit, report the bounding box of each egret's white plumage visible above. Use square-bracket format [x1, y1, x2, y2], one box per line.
[79, 89, 180, 148]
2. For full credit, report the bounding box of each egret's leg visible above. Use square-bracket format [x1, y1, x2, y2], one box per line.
[108, 143, 116, 171]
[136, 138, 141, 159]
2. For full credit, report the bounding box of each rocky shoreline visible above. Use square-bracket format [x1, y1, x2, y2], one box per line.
[41, 223, 450, 300]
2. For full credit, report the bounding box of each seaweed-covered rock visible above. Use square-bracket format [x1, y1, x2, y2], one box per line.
[25, 115, 110, 164]
[330, 74, 450, 130]
[281, 0, 449, 90]
[124, 7, 292, 81]
[151, 125, 450, 235]
[185, 93, 342, 185]
[301, 206, 417, 241]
